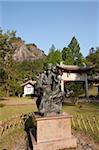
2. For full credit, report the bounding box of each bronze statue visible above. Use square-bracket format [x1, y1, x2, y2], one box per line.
[35, 64, 65, 116]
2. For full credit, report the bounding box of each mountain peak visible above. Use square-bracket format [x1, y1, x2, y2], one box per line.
[13, 41, 46, 61]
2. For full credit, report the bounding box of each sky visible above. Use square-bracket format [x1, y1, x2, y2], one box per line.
[0, 0, 99, 57]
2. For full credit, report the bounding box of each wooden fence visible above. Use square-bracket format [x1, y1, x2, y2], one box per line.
[71, 113, 99, 140]
[0, 112, 32, 137]
[0, 112, 99, 140]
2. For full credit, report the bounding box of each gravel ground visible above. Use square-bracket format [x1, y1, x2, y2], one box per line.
[11, 130, 99, 150]
[72, 130, 99, 150]
[11, 135, 28, 150]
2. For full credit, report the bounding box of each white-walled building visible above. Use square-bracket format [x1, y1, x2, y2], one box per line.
[21, 80, 36, 97]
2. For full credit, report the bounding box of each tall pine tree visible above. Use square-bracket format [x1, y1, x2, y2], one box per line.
[62, 47, 73, 65]
[68, 36, 84, 66]
[61, 37, 85, 98]
[62, 36, 85, 66]
[47, 44, 62, 65]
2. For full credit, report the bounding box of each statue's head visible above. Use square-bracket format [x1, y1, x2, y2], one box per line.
[47, 63, 52, 70]
[44, 71, 46, 74]
[52, 65, 57, 73]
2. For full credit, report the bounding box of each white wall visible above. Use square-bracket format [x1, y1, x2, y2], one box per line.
[24, 84, 34, 96]
[61, 72, 86, 81]
[60, 72, 89, 97]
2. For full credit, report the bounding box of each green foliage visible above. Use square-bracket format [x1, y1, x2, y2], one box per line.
[47, 44, 55, 64]
[0, 29, 16, 96]
[0, 28, 45, 97]
[61, 37, 86, 97]
[62, 36, 85, 66]
[65, 82, 84, 97]
[53, 49, 62, 64]
[0, 68, 6, 85]
[47, 44, 62, 65]
[0, 28, 98, 98]
[62, 47, 73, 65]
[86, 47, 99, 76]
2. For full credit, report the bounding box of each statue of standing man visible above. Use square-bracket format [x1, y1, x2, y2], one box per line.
[36, 64, 65, 116]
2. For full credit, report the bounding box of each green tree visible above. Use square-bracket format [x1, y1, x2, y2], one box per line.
[68, 36, 84, 66]
[62, 36, 85, 66]
[86, 47, 99, 76]
[47, 44, 55, 64]
[53, 49, 62, 64]
[47, 44, 62, 65]
[62, 47, 73, 65]
[62, 37, 86, 98]
[0, 28, 46, 96]
[0, 29, 19, 96]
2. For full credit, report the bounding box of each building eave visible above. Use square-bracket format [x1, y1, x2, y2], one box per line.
[56, 64, 93, 72]
[21, 80, 36, 87]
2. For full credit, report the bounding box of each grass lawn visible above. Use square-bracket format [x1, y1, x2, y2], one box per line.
[62, 102, 99, 118]
[63, 102, 99, 141]
[0, 127, 27, 150]
[0, 97, 37, 121]
[0, 96, 36, 105]
[0, 97, 99, 149]
[0, 97, 99, 121]
[0, 105, 37, 121]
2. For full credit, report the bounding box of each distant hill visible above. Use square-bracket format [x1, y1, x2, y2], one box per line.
[12, 38, 46, 61]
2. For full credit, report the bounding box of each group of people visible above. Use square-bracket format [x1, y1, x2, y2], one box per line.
[35, 64, 65, 116]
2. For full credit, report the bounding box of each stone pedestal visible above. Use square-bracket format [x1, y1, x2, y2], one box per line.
[30, 112, 77, 150]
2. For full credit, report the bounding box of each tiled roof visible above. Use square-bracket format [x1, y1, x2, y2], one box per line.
[57, 64, 93, 72]
[21, 80, 36, 86]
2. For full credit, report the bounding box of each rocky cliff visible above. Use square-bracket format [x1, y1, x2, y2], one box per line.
[12, 39, 46, 61]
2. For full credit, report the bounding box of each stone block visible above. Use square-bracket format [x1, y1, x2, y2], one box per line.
[30, 112, 77, 150]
